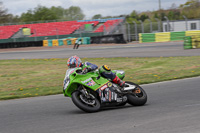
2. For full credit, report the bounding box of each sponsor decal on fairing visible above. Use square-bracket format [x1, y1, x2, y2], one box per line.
[86, 80, 96, 86]
[82, 78, 92, 84]
[100, 84, 108, 91]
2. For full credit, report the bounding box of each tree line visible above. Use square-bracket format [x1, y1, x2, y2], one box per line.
[0, 0, 200, 25]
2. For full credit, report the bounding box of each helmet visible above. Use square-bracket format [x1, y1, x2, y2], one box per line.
[67, 56, 82, 68]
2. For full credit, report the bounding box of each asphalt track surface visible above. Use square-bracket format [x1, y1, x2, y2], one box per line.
[0, 42, 200, 133]
[0, 41, 200, 60]
[0, 77, 200, 133]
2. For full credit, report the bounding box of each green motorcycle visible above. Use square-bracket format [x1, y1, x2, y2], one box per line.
[63, 67, 147, 113]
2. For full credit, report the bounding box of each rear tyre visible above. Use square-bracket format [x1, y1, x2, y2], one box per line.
[72, 90, 101, 113]
[126, 81, 147, 106]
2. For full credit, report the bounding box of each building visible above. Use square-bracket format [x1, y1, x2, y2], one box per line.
[162, 19, 200, 32]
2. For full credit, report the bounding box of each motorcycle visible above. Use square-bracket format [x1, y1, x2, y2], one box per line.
[63, 67, 147, 113]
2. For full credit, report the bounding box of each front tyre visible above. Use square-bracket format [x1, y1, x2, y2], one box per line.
[126, 82, 147, 106]
[71, 90, 101, 113]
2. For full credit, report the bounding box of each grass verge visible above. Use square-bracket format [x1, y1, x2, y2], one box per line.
[0, 56, 200, 100]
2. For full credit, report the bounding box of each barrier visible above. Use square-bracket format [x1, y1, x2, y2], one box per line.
[82, 37, 90, 44]
[155, 32, 170, 42]
[185, 30, 200, 36]
[139, 31, 186, 43]
[170, 31, 185, 41]
[184, 36, 200, 49]
[71, 38, 77, 45]
[91, 34, 126, 44]
[63, 39, 67, 45]
[58, 39, 64, 46]
[184, 36, 192, 49]
[67, 39, 72, 45]
[0, 35, 122, 49]
[52, 40, 59, 46]
[42, 37, 91, 47]
[191, 36, 200, 49]
[43, 40, 48, 47]
[48, 40, 53, 47]
[139, 33, 155, 43]
[0, 41, 43, 49]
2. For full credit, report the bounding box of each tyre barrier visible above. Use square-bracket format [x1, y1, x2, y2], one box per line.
[0, 41, 43, 49]
[43, 37, 91, 47]
[0, 34, 125, 49]
[139, 31, 185, 43]
[184, 36, 200, 49]
[139, 30, 200, 43]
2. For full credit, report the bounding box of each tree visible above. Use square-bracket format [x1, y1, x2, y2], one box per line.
[20, 9, 34, 22]
[179, 0, 200, 19]
[65, 6, 85, 20]
[92, 14, 102, 19]
[139, 14, 149, 22]
[33, 5, 57, 21]
[167, 11, 174, 20]
[0, 1, 9, 23]
[160, 12, 166, 21]
[20, 5, 58, 22]
[50, 6, 65, 19]
[130, 10, 139, 20]
[180, 0, 200, 8]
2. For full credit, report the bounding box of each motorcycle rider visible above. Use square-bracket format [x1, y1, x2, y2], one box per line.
[73, 38, 82, 49]
[67, 55, 125, 88]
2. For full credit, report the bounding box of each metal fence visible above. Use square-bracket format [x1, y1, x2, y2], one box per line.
[122, 18, 200, 42]
[108, 21, 161, 42]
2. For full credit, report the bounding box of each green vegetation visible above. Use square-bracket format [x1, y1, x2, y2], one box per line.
[127, 0, 200, 23]
[0, 56, 200, 100]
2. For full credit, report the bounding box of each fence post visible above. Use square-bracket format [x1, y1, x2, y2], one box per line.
[155, 18, 161, 32]
[183, 15, 188, 31]
[147, 19, 152, 33]
[126, 22, 131, 42]
[34, 29, 37, 41]
[139, 20, 144, 33]
[164, 16, 169, 32]
[133, 21, 138, 41]
[56, 28, 59, 39]
[103, 24, 106, 35]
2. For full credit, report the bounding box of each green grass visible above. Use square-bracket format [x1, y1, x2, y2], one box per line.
[0, 56, 200, 100]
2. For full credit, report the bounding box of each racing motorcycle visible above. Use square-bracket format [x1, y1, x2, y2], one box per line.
[63, 67, 147, 113]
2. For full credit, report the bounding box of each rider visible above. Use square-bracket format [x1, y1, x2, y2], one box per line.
[67, 55, 125, 88]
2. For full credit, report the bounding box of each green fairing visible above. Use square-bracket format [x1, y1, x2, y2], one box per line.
[64, 68, 108, 97]
[63, 67, 125, 97]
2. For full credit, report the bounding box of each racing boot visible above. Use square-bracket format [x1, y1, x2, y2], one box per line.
[112, 75, 125, 90]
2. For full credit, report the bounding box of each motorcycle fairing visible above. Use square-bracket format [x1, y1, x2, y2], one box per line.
[96, 82, 123, 103]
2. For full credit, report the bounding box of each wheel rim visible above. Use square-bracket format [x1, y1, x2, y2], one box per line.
[133, 87, 144, 98]
[79, 93, 96, 106]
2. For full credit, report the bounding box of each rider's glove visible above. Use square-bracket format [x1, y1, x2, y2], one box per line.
[82, 67, 92, 74]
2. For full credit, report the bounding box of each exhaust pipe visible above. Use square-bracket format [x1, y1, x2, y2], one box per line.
[123, 84, 136, 91]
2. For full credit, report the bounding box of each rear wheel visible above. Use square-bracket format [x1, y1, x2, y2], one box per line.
[71, 90, 101, 113]
[126, 81, 147, 106]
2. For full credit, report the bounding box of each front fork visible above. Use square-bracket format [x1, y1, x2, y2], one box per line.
[78, 85, 93, 99]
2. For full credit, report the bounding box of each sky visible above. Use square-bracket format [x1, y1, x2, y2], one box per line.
[2, 0, 188, 19]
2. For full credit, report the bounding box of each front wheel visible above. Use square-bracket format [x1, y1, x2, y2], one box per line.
[126, 81, 147, 106]
[71, 90, 101, 113]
